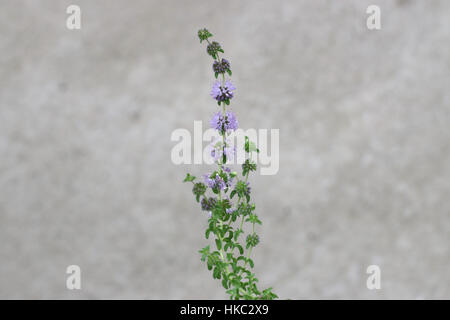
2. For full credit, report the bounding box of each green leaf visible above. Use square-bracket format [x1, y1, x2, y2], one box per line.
[183, 173, 196, 182]
[213, 267, 221, 279]
[215, 239, 222, 250]
[199, 245, 210, 261]
[207, 257, 213, 270]
[205, 229, 211, 239]
[215, 72, 218, 79]
[227, 69, 232, 76]
[231, 278, 241, 288]
[246, 214, 262, 225]
[244, 136, 259, 153]
[222, 278, 229, 289]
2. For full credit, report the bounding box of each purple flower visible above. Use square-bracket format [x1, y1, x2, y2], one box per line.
[204, 173, 226, 190]
[210, 111, 238, 134]
[213, 58, 231, 74]
[201, 197, 217, 211]
[210, 148, 220, 162]
[210, 80, 236, 102]
[209, 144, 236, 163]
[222, 166, 231, 173]
[224, 145, 236, 159]
[226, 208, 236, 214]
[206, 41, 223, 59]
[207, 137, 236, 163]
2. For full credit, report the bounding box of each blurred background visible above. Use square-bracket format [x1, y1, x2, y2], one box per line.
[0, 0, 449, 299]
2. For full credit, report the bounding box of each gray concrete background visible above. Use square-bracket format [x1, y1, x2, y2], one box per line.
[0, 0, 449, 299]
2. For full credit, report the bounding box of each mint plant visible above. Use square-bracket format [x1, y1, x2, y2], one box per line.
[183, 28, 277, 300]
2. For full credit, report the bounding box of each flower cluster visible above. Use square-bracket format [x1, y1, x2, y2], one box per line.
[234, 180, 251, 201]
[198, 28, 213, 43]
[206, 41, 223, 59]
[207, 136, 236, 163]
[246, 234, 260, 248]
[201, 197, 217, 211]
[210, 80, 236, 105]
[242, 159, 257, 176]
[192, 182, 207, 202]
[213, 58, 231, 76]
[204, 173, 226, 191]
[183, 28, 277, 300]
[210, 111, 238, 134]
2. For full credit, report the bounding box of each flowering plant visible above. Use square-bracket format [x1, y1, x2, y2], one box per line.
[183, 28, 277, 300]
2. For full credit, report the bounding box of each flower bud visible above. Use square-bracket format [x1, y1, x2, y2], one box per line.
[207, 41, 224, 59]
[212, 58, 231, 75]
[246, 234, 260, 248]
[198, 28, 213, 43]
